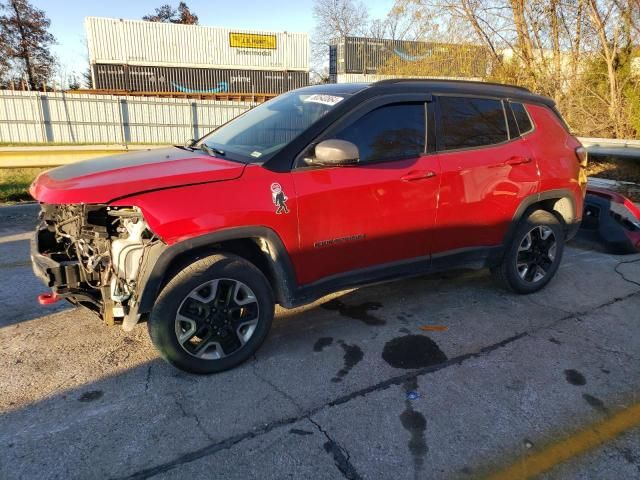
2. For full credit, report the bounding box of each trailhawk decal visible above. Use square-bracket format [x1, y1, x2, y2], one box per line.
[314, 234, 366, 248]
[270, 183, 290, 214]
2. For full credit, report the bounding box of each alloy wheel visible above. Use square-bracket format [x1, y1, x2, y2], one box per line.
[516, 225, 557, 283]
[175, 278, 259, 360]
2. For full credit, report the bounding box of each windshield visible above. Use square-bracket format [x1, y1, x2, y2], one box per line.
[197, 91, 347, 163]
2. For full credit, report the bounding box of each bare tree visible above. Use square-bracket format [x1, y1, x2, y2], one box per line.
[0, 0, 56, 90]
[585, 0, 637, 137]
[382, 0, 436, 41]
[143, 2, 199, 24]
[311, 0, 371, 80]
[311, 0, 442, 80]
[310, 0, 640, 139]
[312, 0, 370, 41]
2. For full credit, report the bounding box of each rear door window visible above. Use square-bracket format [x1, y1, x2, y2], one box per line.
[438, 96, 508, 150]
[510, 102, 534, 135]
[334, 103, 426, 163]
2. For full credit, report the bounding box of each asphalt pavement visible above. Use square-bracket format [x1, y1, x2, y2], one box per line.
[1, 203, 639, 480]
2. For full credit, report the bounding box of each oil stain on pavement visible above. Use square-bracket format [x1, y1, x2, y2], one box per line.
[78, 390, 103, 402]
[332, 341, 364, 383]
[400, 377, 428, 478]
[313, 337, 333, 352]
[564, 369, 587, 386]
[583, 394, 608, 413]
[382, 335, 448, 369]
[321, 299, 385, 326]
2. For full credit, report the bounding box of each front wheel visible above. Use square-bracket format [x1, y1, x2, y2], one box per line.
[148, 254, 274, 374]
[492, 209, 565, 294]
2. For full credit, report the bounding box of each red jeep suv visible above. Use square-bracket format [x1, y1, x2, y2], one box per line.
[30, 80, 587, 373]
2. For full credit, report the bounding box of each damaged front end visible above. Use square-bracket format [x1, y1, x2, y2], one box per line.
[32, 204, 161, 328]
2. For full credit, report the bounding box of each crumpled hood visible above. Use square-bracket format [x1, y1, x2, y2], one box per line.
[30, 147, 246, 204]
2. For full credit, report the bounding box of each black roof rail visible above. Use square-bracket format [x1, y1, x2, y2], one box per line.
[373, 78, 532, 93]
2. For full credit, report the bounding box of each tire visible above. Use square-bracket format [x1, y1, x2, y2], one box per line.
[148, 253, 274, 374]
[491, 209, 565, 294]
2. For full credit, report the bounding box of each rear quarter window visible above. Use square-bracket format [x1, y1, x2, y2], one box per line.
[510, 102, 534, 135]
[438, 96, 508, 151]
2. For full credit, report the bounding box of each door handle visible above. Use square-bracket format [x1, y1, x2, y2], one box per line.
[505, 156, 532, 166]
[401, 170, 437, 182]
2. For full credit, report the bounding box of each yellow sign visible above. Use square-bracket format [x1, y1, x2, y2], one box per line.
[229, 33, 277, 50]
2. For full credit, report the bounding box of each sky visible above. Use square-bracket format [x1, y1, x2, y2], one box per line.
[34, 0, 395, 85]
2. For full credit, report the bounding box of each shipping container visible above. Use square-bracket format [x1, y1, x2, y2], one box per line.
[92, 64, 309, 94]
[329, 37, 491, 80]
[86, 17, 309, 72]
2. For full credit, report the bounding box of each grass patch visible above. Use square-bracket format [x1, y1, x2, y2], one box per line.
[0, 167, 48, 203]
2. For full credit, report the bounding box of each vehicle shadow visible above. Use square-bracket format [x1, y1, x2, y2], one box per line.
[0, 235, 70, 327]
[0, 267, 500, 479]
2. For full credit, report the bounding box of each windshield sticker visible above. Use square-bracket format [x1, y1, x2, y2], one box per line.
[250, 151, 262, 158]
[303, 94, 344, 106]
[270, 183, 290, 215]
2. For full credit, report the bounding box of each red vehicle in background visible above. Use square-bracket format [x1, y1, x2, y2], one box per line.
[30, 80, 587, 373]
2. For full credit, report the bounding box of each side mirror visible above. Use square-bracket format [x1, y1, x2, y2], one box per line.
[185, 138, 197, 148]
[306, 139, 359, 167]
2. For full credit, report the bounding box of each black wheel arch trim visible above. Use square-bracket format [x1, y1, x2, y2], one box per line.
[507, 188, 579, 243]
[136, 226, 299, 316]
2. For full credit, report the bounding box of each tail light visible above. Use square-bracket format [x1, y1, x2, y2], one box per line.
[575, 146, 588, 168]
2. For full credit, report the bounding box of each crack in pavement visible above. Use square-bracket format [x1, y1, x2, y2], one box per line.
[116, 412, 310, 480]
[113, 332, 528, 480]
[529, 289, 640, 336]
[173, 395, 215, 444]
[250, 357, 304, 412]
[547, 322, 640, 362]
[614, 258, 640, 287]
[112, 290, 640, 480]
[309, 417, 362, 480]
[526, 297, 573, 315]
[144, 365, 153, 393]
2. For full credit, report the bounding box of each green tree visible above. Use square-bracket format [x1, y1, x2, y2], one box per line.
[82, 66, 92, 89]
[0, 0, 56, 90]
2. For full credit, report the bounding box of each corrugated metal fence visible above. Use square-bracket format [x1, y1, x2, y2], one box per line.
[0, 90, 257, 144]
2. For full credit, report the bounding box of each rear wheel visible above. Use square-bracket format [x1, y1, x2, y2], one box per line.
[148, 254, 274, 373]
[492, 210, 564, 294]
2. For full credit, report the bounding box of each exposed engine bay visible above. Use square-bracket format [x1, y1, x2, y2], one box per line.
[33, 204, 159, 325]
